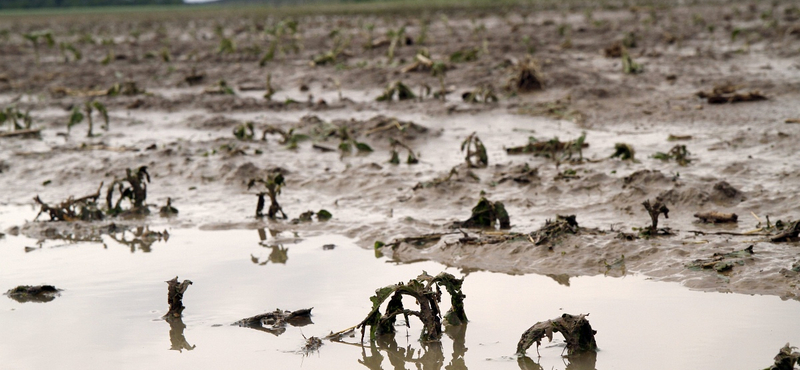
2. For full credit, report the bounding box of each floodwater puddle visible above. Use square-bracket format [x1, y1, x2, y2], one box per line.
[1, 225, 798, 370]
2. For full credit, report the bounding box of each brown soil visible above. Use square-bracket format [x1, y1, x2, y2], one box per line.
[1, 1, 800, 300]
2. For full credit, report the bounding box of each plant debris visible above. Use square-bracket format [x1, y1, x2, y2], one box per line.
[106, 166, 151, 216]
[457, 196, 510, 230]
[765, 343, 800, 370]
[496, 163, 539, 184]
[159, 198, 179, 216]
[653, 144, 691, 166]
[461, 132, 487, 168]
[686, 245, 754, 273]
[507, 57, 544, 92]
[294, 209, 332, 223]
[517, 96, 585, 124]
[516, 313, 597, 357]
[376, 81, 416, 102]
[5, 285, 61, 303]
[165, 276, 192, 319]
[530, 215, 579, 245]
[301, 335, 323, 355]
[696, 84, 767, 104]
[234, 308, 313, 336]
[330, 271, 466, 342]
[621, 49, 643, 74]
[611, 143, 635, 160]
[389, 138, 418, 164]
[642, 198, 670, 235]
[506, 132, 588, 164]
[694, 211, 738, 223]
[771, 221, 800, 242]
[462, 85, 498, 103]
[34, 183, 104, 221]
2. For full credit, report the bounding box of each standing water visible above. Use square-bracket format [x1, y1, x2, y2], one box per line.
[1, 216, 797, 370]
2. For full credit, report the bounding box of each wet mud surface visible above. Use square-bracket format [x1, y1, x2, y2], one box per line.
[1, 0, 800, 335]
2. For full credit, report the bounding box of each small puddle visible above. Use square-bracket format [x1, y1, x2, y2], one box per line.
[1, 226, 798, 370]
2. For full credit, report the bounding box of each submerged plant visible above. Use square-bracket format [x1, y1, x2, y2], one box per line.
[376, 81, 416, 102]
[106, 166, 151, 215]
[611, 143, 636, 160]
[248, 171, 287, 219]
[462, 85, 498, 103]
[337, 126, 372, 155]
[642, 197, 669, 235]
[461, 132, 488, 168]
[507, 57, 544, 92]
[389, 138, 418, 164]
[330, 272, 467, 343]
[459, 196, 510, 229]
[653, 144, 690, 166]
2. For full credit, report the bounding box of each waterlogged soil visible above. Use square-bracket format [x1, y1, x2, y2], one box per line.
[1, 1, 800, 368]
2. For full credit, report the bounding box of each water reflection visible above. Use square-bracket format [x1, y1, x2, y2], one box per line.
[517, 351, 597, 370]
[165, 316, 195, 352]
[250, 245, 289, 265]
[106, 225, 169, 253]
[354, 324, 468, 370]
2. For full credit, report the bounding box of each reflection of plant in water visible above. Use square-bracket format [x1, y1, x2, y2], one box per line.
[166, 316, 196, 352]
[107, 226, 169, 253]
[250, 244, 288, 265]
[354, 322, 468, 370]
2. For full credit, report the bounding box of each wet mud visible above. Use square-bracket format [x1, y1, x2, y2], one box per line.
[1, 0, 800, 309]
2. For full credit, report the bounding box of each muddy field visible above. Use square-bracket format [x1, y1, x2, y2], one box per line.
[1, 1, 800, 368]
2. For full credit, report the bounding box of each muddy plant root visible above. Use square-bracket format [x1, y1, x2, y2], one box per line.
[516, 313, 597, 357]
[165, 276, 192, 319]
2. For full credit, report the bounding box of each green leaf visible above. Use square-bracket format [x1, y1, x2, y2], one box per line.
[68, 107, 84, 131]
[355, 142, 373, 152]
[316, 209, 332, 221]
